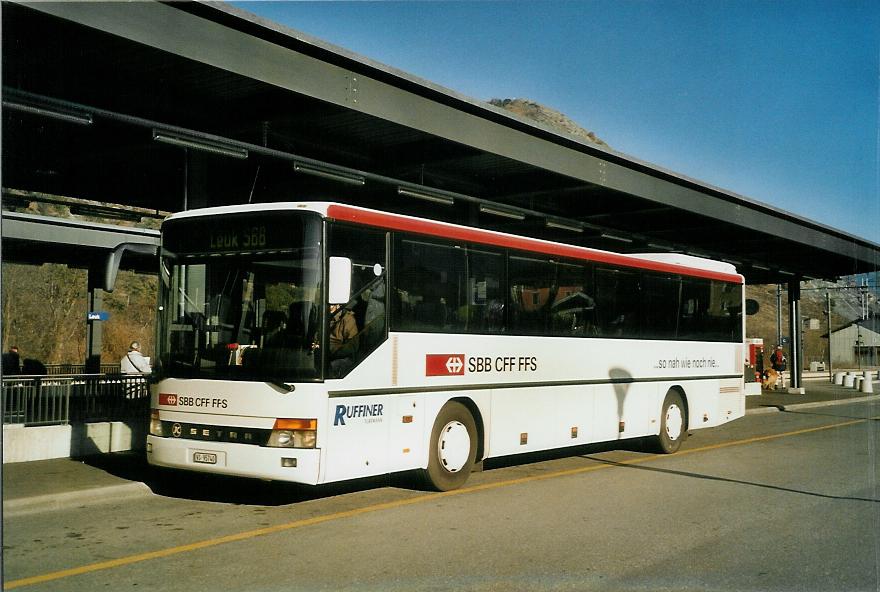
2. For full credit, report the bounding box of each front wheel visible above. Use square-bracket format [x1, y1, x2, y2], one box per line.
[649, 390, 687, 454]
[420, 401, 478, 491]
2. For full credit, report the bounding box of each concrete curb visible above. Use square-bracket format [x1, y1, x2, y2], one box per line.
[3, 481, 152, 518]
[746, 394, 880, 415]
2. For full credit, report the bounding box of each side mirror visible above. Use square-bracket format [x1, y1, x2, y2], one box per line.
[745, 299, 760, 316]
[328, 257, 353, 305]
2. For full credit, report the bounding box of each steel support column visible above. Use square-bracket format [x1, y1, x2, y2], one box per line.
[85, 266, 103, 373]
[776, 284, 783, 347]
[788, 279, 802, 390]
[185, 150, 210, 210]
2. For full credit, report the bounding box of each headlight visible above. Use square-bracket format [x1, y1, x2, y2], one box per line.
[267, 418, 317, 449]
[149, 410, 163, 436]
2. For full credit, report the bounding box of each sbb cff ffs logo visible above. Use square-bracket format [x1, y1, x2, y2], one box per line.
[425, 354, 465, 376]
[158, 393, 228, 409]
[159, 393, 178, 406]
[426, 354, 540, 376]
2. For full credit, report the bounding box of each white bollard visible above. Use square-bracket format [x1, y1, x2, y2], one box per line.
[861, 371, 874, 394]
[843, 373, 856, 388]
[833, 372, 846, 385]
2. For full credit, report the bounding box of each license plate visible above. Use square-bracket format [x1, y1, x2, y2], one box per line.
[192, 451, 217, 464]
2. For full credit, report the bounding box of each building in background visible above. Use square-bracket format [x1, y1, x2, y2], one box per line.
[827, 318, 880, 368]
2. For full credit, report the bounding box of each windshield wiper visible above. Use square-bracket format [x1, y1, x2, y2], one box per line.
[267, 379, 295, 393]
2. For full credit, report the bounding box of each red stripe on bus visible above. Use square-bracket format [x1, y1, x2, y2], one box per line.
[327, 204, 742, 284]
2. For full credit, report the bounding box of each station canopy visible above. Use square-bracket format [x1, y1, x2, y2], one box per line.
[3, 1, 879, 284]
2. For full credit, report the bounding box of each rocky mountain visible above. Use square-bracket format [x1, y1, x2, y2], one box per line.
[490, 98, 609, 148]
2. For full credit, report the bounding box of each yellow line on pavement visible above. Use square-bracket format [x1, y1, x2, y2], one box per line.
[4, 415, 874, 589]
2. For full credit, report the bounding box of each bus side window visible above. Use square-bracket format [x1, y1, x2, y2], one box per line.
[509, 255, 555, 335]
[640, 273, 680, 340]
[465, 247, 505, 334]
[678, 278, 708, 341]
[549, 260, 593, 337]
[595, 267, 640, 338]
[706, 280, 742, 342]
[392, 238, 466, 333]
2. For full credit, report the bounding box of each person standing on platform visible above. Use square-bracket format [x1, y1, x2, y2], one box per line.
[121, 341, 151, 375]
[121, 341, 151, 399]
[2, 346, 21, 375]
[770, 345, 787, 390]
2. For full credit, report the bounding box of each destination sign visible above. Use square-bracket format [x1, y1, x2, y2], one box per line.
[209, 226, 267, 250]
[163, 212, 315, 255]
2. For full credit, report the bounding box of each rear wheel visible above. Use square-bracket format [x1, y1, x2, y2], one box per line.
[421, 401, 477, 491]
[650, 390, 687, 453]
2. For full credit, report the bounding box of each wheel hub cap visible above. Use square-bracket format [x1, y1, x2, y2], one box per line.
[438, 420, 470, 472]
[665, 404, 683, 441]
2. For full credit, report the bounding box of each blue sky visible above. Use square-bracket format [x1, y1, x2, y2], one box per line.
[233, 0, 880, 244]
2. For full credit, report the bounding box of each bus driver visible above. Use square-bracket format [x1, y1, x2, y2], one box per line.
[328, 304, 358, 376]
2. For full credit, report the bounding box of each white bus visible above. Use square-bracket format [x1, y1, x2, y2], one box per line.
[148, 202, 746, 490]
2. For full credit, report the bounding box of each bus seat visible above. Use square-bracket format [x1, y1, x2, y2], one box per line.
[414, 298, 446, 330]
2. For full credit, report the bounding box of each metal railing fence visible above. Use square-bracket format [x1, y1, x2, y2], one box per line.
[2, 373, 149, 426]
[44, 363, 121, 375]
[2, 376, 72, 426]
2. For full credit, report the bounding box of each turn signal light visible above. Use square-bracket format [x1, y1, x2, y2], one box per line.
[149, 409, 162, 436]
[273, 418, 317, 430]
[268, 418, 317, 449]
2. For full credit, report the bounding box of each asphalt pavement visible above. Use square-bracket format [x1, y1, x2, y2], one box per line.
[3, 375, 878, 517]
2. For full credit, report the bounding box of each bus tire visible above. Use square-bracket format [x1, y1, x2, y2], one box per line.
[420, 401, 478, 491]
[650, 390, 687, 454]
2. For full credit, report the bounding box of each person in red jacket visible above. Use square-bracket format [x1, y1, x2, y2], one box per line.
[770, 345, 787, 390]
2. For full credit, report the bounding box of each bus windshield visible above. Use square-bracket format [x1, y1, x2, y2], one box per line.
[156, 212, 323, 382]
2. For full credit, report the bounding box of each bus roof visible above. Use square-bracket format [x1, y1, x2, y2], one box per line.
[164, 202, 743, 284]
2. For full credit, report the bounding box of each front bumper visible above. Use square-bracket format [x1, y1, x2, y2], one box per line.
[146, 435, 321, 484]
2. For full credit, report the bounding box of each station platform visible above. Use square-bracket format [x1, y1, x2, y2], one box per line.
[745, 372, 879, 413]
[3, 378, 879, 517]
